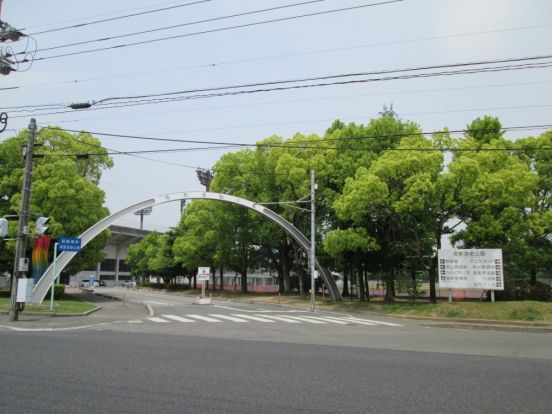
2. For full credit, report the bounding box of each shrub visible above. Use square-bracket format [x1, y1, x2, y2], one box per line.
[166, 284, 191, 291]
[44, 284, 65, 300]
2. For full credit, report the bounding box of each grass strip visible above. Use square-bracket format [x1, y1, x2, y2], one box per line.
[0, 296, 97, 314]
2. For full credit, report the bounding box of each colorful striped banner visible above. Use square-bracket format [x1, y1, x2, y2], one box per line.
[32, 235, 51, 283]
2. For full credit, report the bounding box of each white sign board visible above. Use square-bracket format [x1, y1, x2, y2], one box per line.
[438, 249, 504, 290]
[197, 267, 210, 281]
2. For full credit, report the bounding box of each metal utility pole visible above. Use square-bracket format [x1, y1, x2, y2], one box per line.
[9, 118, 37, 321]
[310, 170, 316, 312]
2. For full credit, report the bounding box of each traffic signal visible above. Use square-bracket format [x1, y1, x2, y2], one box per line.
[35, 216, 50, 235]
[0, 218, 8, 238]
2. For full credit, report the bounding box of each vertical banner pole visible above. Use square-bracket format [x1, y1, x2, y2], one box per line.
[50, 242, 58, 311]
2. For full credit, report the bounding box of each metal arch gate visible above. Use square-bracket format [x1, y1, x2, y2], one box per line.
[31, 192, 342, 304]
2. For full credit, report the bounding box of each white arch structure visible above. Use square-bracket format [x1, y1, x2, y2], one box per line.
[31, 192, 342, 304]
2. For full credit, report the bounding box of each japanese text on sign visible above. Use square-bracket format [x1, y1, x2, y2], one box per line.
[438, 249, 503, 290]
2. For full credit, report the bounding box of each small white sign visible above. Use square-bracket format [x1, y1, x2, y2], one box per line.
[438, 249, 504, 290]
[197, 267, 210, 281]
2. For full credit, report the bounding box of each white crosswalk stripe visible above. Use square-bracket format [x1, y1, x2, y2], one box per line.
[300, 316, 350, 325]
[209, 314, 249, 322]
[280, 315, 326, 324]
[163, 315, 196, 323]
[322, 316, 377, 326]
[342, 317, 403, 327]
[259, 315, 301, 323]
[231, 314, 276, 322]
[148, 317, 170, 323]
[146, 313, 403, 327]
[186, 314, 223, 322]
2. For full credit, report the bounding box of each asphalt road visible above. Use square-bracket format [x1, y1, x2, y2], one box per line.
[1, 289, 551, 413]
[1, 329, 551, 414]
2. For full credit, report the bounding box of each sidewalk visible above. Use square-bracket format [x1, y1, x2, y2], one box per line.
[0, 291, 147, 332]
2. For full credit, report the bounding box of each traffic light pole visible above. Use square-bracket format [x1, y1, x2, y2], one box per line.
[310, 169, 316, 313]
[9, 118, 37, 321]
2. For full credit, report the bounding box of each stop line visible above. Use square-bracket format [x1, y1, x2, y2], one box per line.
[147, 313, 403, 327]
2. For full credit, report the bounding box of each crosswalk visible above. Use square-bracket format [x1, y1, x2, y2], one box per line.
[146, 313, 403, 327]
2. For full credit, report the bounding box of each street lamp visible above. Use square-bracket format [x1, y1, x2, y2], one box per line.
[196, 168, 213, 191]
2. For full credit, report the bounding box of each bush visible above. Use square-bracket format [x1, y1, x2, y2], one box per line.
[166, 284, 191, 291]
[500, 277, 552, 301]
[395, 278, 424, 304]
[44, 284, 65, 300]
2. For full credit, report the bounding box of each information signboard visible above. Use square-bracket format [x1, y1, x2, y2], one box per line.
[197, 267, 210, 281]
[58, 237, 81, 252]
[438, 249, 503, 290]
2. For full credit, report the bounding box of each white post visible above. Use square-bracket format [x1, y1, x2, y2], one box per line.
[310, 170, 316, 313]
[490, 290, 495, 302]
[50, 242, 58, 311]
[448, 289, 452, 304]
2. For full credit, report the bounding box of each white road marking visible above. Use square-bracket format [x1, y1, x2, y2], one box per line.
[148, 317, 170, 323]
[163, 315, 196, 323]
[281, 315, 326, 324]
[231, 314, 276, 322]
[209, 314, 249, 322]
[259, 315, 301, 323]
[301, 316, 350, 325]
[343, 317, 403, 327]
[186, 314, 223, 322]
[322, 316, 377, 326]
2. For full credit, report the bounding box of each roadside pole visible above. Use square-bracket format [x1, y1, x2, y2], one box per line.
[310, 170, 316, 313]
[50, 242, 58, 311]
[9, 118, 37, 321]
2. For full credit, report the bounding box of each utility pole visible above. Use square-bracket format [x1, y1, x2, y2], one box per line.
[9, 118, 36, 321]
[310, 169, 316, 312]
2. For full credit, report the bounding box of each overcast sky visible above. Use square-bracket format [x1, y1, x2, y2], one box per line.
[2, 0, 551, 230]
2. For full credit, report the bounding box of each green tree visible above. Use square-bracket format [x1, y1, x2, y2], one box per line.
[0, 127, 113, 277]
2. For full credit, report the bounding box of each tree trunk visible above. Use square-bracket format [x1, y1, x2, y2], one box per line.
[429, 255, 437, 304]
[193, 274, 197, 290]
[219, 268, 224, 291]
[240, 269, 248, 294]
[530, 269, 537, 286]
[342, 272, 349, 296]
[384, 269, 395, 302]
[364, 265, 370, 301]
[280, 248, 291, 294]
[358, 265, 366, 301]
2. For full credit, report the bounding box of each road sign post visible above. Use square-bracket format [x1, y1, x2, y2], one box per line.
[196, 267, 211, 304]
[50, 237, 82, 310]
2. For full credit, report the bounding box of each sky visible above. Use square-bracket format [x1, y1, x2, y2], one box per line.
[1, 0, 551, 231]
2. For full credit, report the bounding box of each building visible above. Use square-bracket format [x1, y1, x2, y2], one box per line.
[71, 225, 149, 287]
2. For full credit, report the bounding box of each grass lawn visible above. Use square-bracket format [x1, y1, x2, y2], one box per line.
[0, 296, 97, 315]
[170, 289, 552, 323]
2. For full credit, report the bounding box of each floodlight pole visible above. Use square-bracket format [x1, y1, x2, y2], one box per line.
[310, 169, 316, 313]
[9, 118, 37, 321]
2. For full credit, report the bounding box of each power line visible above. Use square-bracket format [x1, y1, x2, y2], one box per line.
[3, 23, 550, 92]
[32, 0, 329, 51]
[28, 1, 404, 62]
[44, 123, 552, 149]
[28, 0, 213, 36]
[28, 80, 552, 127]
[23, 0, 202, 31]
[8, 53, 552, 116]
[9, 62, 552, 119]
